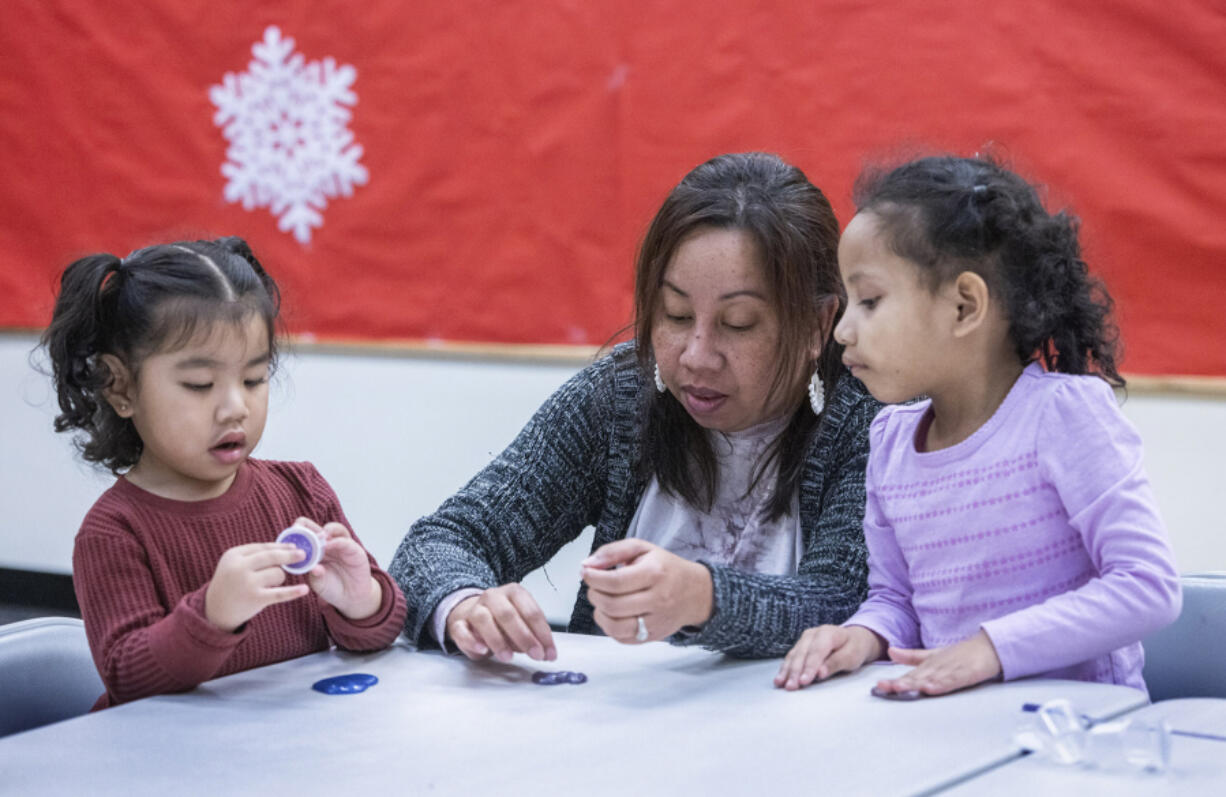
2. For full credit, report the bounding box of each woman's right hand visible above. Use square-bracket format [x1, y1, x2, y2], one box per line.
[774, 624, 884, 691]
[446, 584, 557, 663]
[204, 543, 312, 632]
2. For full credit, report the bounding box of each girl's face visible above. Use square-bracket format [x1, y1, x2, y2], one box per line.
[834, 212, 956, 404]
[651, 227, 813, 433]
[112, 315, 271, 501]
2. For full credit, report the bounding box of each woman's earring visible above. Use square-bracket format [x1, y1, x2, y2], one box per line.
[654, 363, 667, 393]
[808, 369, 825, 415]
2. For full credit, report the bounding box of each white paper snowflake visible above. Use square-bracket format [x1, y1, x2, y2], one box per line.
[209, 26, 367, 244]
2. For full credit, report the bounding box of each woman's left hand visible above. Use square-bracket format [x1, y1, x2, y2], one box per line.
[873, 629, 1003, 697]
[295, 517, 383, 621]
[580, 538, 713, 643]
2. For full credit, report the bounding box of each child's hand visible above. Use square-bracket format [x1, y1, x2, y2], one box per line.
[775, 624, 884, 690]
[874, 629, 1003, 697]
[293, 517, 383, 621]
[204, 543, 311, 632]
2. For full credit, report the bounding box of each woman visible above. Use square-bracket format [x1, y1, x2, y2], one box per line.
[389, 152, 880, 660]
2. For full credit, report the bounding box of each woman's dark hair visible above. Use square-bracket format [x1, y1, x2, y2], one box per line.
[633, 152, 844, 520]
[41, 236, 281, 473]
[854, 154, 1123, 387]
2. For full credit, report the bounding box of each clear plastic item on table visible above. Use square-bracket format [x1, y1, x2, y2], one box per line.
[1013, 698, 1171, 773]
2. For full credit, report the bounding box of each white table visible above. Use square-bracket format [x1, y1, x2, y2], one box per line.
[1140, 697, 1226, 739]
[0, 633, 1148, 796]
[938, 699, 1226, 796]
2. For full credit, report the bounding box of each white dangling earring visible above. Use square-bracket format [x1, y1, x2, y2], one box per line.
[808, 368, 825, 415]
[654, 363, 667, 393]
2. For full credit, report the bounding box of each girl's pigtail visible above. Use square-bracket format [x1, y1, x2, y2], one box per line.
[1030, 213, 1122, 387]
[42, 254, 123, 437]
[1003, 209, 1124, 388]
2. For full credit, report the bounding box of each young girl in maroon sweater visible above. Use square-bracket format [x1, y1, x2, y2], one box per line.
[43, 237, 406, 708]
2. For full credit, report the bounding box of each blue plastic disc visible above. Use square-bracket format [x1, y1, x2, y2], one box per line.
[312, 673, 379, 695]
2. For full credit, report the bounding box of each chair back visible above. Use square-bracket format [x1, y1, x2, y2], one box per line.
[1142, 572, 1226, 701]
[0, 617, 104, 737]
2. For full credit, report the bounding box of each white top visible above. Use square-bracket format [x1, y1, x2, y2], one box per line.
[627, 413, 803, 575]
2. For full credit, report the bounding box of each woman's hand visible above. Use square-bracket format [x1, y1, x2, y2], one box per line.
[775, 624, 884, 690]
[580, 538, 713, 644]
[446, 584, 556, 663]
[873, 630, 1003, 697]
[204, 543, 311, 632]
[294, 517, 383, 621]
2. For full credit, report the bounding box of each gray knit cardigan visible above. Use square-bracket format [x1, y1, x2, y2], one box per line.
[389, 342, 881, 658]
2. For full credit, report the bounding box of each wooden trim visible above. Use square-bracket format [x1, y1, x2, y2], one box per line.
[284, 335, 606, 366]
[291, 337, 1226, 397]
[1122, 374, 1226, 398]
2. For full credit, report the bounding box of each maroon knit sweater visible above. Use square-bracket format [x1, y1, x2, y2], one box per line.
[72, 459, 407, 709]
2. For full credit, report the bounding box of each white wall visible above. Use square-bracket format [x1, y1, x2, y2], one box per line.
[2, 333, 595, 623]
[4, 332, 1224, 622]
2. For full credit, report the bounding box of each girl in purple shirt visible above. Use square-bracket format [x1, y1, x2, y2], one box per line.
[776, 155, 1181, 697]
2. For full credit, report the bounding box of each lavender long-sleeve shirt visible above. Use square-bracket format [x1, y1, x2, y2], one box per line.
[845, 364, 1181, 692]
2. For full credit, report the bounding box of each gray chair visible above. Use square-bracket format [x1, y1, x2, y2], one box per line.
[0, 616, 105, 737]
[1142, 572, 1226, 701]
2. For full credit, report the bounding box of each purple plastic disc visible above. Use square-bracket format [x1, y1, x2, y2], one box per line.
[277, 526, 322, 575]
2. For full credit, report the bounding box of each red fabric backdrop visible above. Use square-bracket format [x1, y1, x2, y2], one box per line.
[2, 1, 1224, 375]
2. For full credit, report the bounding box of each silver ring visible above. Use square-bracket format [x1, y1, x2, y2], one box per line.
[635, 615, 649, 642]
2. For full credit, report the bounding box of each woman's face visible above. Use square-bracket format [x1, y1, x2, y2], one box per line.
[651, 227, 812, 433]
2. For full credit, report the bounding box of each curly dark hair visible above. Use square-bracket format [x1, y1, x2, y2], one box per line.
[853, 154, 1123, 387]
[41, 236, 281, 473]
